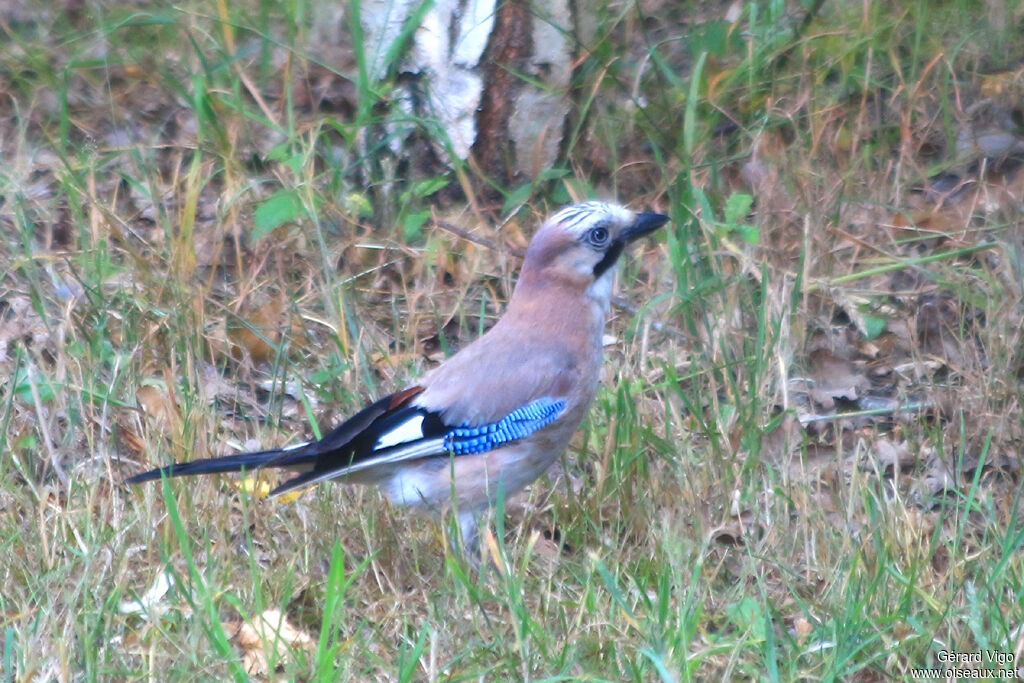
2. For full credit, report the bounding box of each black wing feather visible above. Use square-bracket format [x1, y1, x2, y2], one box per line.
[124, 387, 444, 488]
[275, 405, 448, 490]
[122, 446, 315, 484]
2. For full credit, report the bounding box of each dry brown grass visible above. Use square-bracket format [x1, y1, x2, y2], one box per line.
[2, 0, 1024, 680]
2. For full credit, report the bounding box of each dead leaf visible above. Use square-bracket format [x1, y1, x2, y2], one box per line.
[808, 349, 871, 410]
[793, 616, 813, 645]
[915, 293, 982, 368]
[740, 129, 796, 222]
[760, 412, 802, 463]
[0, 295, 50, 364]
[116, 412, 147, 455]
[710, 524, 745, 546]
[872, 439, 915, 476]
[931, 544, 950, 574]
[912, 449, 957, 508]
[231, 475, 308, 504]
[119, 570, 172, 617]
[136, 381, 181, 434]
[709, 522, 765, 546]
[979, 67, 1024, 97]
[228, 296, 294, 363]
[226, 609, 314, 677]
[711, 499, 765, 547]
[528, 530, 563, 567]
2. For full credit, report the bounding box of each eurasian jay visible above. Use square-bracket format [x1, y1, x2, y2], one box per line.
[126, 201, 668, 556]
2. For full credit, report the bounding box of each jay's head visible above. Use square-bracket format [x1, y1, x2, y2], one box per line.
[518, 201, 669, 302]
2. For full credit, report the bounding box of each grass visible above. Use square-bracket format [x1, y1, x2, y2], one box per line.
[2, 0, 1024, 679]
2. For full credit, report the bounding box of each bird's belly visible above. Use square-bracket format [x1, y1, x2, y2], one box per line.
[381, 443, 562, 511]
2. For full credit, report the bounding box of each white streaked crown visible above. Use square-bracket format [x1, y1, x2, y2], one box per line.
[548, 201, 634, 235]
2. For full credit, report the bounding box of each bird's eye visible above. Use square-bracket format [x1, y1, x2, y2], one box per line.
[586, 226, 609, 247]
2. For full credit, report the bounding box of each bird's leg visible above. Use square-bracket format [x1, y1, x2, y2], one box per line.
[455, 509, 481, 568]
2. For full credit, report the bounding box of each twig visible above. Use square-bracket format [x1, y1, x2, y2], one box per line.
[429, 217, 526, 258]
[798, 401, 934, 426]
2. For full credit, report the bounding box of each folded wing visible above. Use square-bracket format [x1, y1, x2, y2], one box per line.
[126, 387, 565, 497]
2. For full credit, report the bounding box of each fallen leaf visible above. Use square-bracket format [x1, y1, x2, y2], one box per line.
[710, 524, 747, 546]
[228, 296, 288, 363]
[227, 609, 314, 677]
[119, 570, 172, 617]
[872, 438, 915, 476]
[793, 616, 813, 645]
[230, 475, 308, 504]
[136, 380, 181, 435]
[979, 67, 1024, 97]
[527, 530, 563, 567]
[233, 476, 273, 499]
[912, 449, 957, 508]
[808, 349, 871, 410]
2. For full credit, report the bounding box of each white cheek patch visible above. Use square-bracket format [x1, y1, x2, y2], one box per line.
[573, 252, 600, 277]
[375, 414, 425, 450]
[586, 267, 616, 303]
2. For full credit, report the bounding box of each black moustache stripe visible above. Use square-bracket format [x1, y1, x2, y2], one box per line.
[592, 240, 625, 278]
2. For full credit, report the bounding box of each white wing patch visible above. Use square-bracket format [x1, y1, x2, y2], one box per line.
[375, 414, 425, 450]
[282, 441, 310, 452]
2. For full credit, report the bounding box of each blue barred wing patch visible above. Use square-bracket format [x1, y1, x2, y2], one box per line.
[443, 398, 566, 455]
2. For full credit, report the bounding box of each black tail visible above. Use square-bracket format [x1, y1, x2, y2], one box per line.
[124, 388, 429, 490]
[123, 445, 315, 485]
